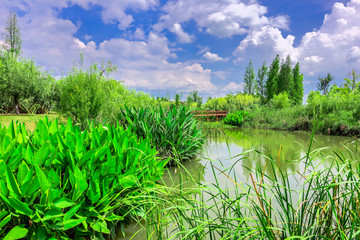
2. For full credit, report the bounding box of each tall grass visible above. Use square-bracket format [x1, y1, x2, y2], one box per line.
[119, 106, 206, 164]
[139, 135, 360, 239]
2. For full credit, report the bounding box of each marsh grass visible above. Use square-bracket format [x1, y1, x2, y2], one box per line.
[136, 133, 360, 240]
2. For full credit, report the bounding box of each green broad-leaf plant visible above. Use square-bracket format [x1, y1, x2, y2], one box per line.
[0, 117, 167, 239]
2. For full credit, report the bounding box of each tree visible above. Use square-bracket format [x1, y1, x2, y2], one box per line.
[317, 72, 334, 95]
[3, 11, 22, 57]
[0, 52, 52, 114]
[265, 55, 280, 102]
[243, 60, 256, 95]
[292, 62, 304, 105]
[277, 55, 293, 95]
[256, 61, 268, 100]
[343, 67, 360, 91]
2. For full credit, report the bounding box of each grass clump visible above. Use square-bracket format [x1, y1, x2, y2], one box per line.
[119, 106, 206, 164]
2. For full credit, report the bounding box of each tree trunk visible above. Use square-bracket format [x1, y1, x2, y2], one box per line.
[14, 96, 20, 115]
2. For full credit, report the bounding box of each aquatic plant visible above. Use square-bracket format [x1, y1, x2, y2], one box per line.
[119, 105, 206, 164]
[0, 117, 167, 239]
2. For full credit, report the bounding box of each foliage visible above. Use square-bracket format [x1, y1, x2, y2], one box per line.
[343, 68, 360, 91]
[3, 11, 22, 57]
[277, 55, 293, 95]
[100, 79, 156, 123]
[256, 61, 268, 101]
[57, 66, 106, 124]
[0, 117, 166, 239]
[265, 55, 280, 102]
[186, 90, 202, 108]
[0, 52, 54, 114]
[270, 92, 291, 109]
[223, 110, 249, 126]
[243, 60, 256, 95]
[119, 106, 205, 163]
[203, 93, 259, 112]
[292, 62, 304, 105]
[317, 72, 334, 95]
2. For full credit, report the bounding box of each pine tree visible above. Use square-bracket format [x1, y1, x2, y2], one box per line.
[265, 55, 280, 102]
[256, 61, 268, 100]
[3, 11, 22, 57]
[277, 55, 293, 95]
[292, 62, 304, 105]
[243, 60, 256, 95]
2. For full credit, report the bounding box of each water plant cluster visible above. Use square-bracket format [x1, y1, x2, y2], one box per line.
[119, 106, 206, 164]
[0, 117, 167, 239]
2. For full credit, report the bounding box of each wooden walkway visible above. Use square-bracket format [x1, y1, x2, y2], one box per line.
[192, 110, 228, 121]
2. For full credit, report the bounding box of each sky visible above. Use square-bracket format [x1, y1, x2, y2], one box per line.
[1, 0, 360, 100]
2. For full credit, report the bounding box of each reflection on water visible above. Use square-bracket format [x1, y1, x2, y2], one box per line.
[203, 128, 358, 181]
[118, 128, 359, 239]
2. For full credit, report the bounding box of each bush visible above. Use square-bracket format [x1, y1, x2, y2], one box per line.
[0, 117, 166, 239]
[270, 92, 290, 109]
[119, 106, 205, 163]
[223, 111, 249, 126]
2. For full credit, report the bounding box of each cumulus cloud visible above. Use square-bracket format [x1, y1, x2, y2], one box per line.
[155, 0, 289, 38]
[70, 0, 159, 30]
[234, 0, 360, 81]
[222, 82, 243, 92]
[203, 51, 228, 62]
[0, 1, 217, 93]
[170, 23, 194, 43]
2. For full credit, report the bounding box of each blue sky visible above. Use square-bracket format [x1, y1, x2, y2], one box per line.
[1, 0, 360, 100]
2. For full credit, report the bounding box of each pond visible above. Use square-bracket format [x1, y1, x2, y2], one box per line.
[118, 128, 359, 239]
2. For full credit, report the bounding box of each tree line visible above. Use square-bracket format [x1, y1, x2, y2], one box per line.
[243, 55, 304, 105]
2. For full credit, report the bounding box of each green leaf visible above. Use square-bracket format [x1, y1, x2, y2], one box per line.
[0, 214, 11, 229]
[53, 198, 75, 208]
[33, 142, 51, 166]
[5, 165, 21, 198]
[3, 226, 28, 240]
[8, 197, 33, 216]
[34, 165, 50, 194]
[91, 220, 110, 234]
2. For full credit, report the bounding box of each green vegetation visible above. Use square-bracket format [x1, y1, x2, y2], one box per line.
[119, 106, 205, 164]
[223, 110, 248, 126]
[0, 117, 167, 239]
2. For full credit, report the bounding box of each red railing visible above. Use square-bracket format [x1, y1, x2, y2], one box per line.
[191, 110, 228, 121]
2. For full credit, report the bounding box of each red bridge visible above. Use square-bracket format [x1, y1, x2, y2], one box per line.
[191, 110, 228, 121]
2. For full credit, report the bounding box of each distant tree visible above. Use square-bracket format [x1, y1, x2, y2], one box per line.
[186, 90, 202, 108]
[292, 62, 304, 105]
[317, 72, 334, 95]
[343, 67, 360, 91]
[243, 60, 256, 95]
[0, 52, 52, 114]
[175, 93, 180, 107]
[277, 55, 293, 96]
[265, 55, 280, 102]
[3, 11, 22, 57]
[256, 61, 268, 100]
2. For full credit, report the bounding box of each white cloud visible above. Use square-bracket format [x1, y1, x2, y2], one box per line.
[133, 27, 146, 40]
[70, 0, 159, 30]
[83, 34, 92, 41]
[170, 23, 194, 43]
[155, 0, 289, 38]
[234, 0, 360, 81]
[0, 1, 217, 94]
[222, 82, 243, 92]
[203, 51, 228, 62]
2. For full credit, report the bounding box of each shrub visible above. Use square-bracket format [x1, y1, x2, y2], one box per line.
[57, 66, 106, 125]
[223, 111, 249, 126]
[0, 117, 166, 239]
[270, 92, 290, 109]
